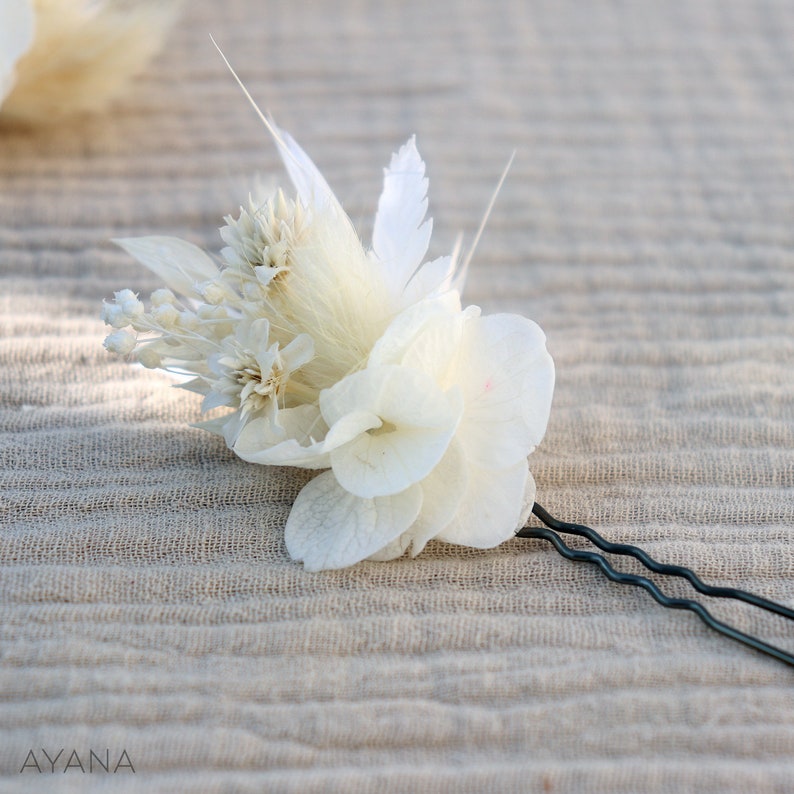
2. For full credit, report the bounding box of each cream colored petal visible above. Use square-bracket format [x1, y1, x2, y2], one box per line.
[220, 409, 248, 447]
[408, 438, 468, 556]
[398, 310, 478, 387]
[517, 469, 537, 531]
[323, 410, 382, 448]
[281, 332, 315, 370]
[233, 405, 332, 469]
[285, 471, 422, 571]
[322, 365, 462, 498]
[366, 533, 413, 562]
[435, 459, 529, 548]
[455, 313, 555, 469]
[332, 424, 452, 499]
[201, 389, 233, 412]
[368, 294, 467, 372]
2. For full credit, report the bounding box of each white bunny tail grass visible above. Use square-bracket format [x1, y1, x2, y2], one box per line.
[1, 0, 179, 124]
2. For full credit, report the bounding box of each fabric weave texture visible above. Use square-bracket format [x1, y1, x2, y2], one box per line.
[1, 1, 794, 791]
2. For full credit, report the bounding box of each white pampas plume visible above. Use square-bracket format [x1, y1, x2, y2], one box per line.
[1, 0, 179, 124]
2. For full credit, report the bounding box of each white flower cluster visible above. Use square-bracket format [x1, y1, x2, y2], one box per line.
[103, 124, 555, 571]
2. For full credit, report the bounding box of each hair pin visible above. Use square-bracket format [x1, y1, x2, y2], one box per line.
[519, 504, 794, 667]
[102, 47, 791, 669]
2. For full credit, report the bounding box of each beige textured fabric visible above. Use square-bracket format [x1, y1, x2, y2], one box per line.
[2, 0, 794, 791]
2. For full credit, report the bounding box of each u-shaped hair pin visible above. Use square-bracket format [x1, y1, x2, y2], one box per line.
[518, 504, 794, 668]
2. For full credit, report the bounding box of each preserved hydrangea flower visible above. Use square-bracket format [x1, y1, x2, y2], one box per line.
[103, 121, 555, 571]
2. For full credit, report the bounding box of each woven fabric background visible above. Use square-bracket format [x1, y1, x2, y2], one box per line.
[2, 1, 794, 791]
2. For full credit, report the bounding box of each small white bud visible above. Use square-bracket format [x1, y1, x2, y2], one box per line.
[198, 280, 228, 305]
[101, 301, 128, 328]
[114, 289, 144, 318]
[113, 288, 137, 303]
[151, 288, 176, 307]
[179, 310, 199, 330]
[103, 330, 137, 356]
[153, 304, 180, 327]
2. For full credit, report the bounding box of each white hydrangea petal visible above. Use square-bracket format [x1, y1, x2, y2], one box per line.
[435, 459, 530, 548]
[285, 471, 422, 571]
[238, 407, 377, 466]
[369, 293, 465, 370]
[0, 0, 34, 106]
[398, 308, 472, 384]
[270, 124, 337, 210]
[517, 468, 537, 531]
[319, 363, 418, 426]
[323, 410, 382, 447]
[113, 237, 220, 300]
[407, 437, 469, 556]
[366, 532, 413, 562]
[322, 365, 462, 498]
[332, 425, 449, 499]
[372, 136, 433, 298]
[455, 313, 555, 469]
[233, 404, 332, 469]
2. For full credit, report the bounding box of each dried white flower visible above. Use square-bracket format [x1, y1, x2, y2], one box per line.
[0, 0, 178, 124]
[103, 329, 137, 356]
[103, 118, 555, 571]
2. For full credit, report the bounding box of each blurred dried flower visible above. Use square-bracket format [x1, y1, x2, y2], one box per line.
[1, 0, 178, 124]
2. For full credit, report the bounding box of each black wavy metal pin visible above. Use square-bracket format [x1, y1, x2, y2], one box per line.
[518, 503, 794, 667]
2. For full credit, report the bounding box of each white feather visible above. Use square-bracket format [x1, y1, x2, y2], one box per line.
[372, 136, 433, 297]
[270, 124, 337, 210]
[210, 38, 338, 211]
